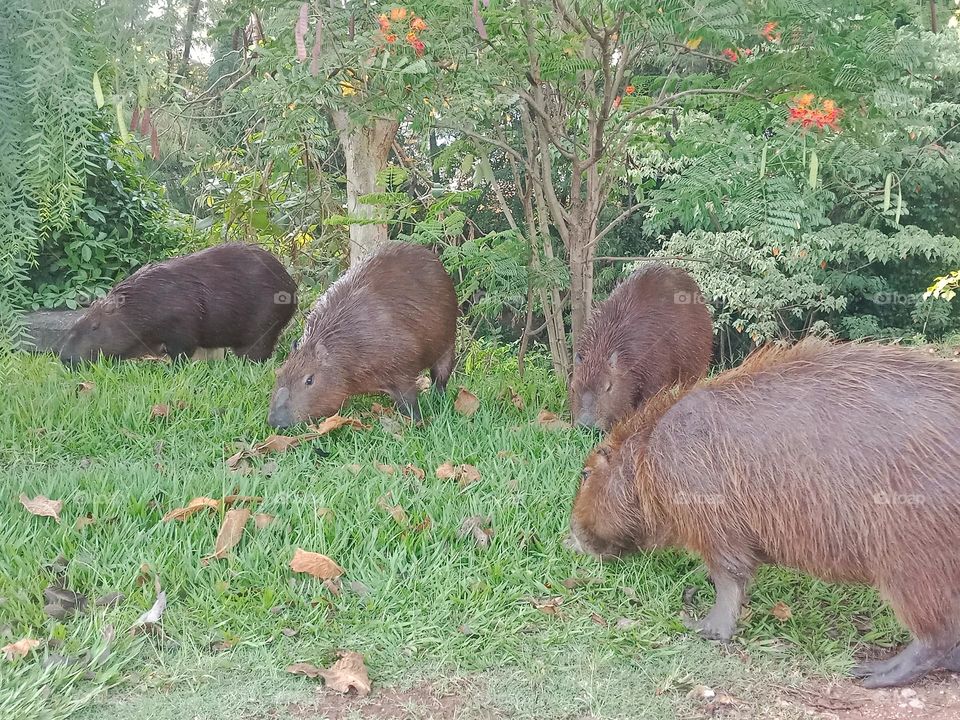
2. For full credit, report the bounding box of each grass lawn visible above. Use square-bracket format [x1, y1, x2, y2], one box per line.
[1, 343, 906, 719]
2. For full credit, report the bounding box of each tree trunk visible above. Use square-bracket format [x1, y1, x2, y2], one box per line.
[567, 227, 595, 346]
[179, 0, 202, 78]
[331, 111, 399, 265]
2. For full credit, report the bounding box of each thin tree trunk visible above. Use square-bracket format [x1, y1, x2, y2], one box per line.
[179, 0, 202, 78]
[331, 111, 399, 265]
[930, 0, 939, 33]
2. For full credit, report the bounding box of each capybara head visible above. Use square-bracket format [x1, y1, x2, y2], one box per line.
[59, 296, 148, 364]
[569, 349, 635, 430]
[268, 341, 346, 427]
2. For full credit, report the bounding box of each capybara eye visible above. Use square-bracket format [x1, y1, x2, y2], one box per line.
[304, 374, 314, 386]
[604, 382, 613, 393]
[580, 468, 590, 481]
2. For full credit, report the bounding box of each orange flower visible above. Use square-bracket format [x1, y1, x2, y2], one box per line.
[740, 47, 753, 57]
[406, 32, 425, 56]
[613, 95, 622, 108]
[378, 14, 391, 32]
[625, 85, 635, 95]
[390, 7, 407, 21]
[762, 21, 781, 42]
[385, 33, 397, 43]
[410, 16, 428, 33]
[787, 94, 843, 132]
[721, 48, 739, 62]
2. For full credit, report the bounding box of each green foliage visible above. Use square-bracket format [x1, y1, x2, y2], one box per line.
[26, 124, 189, 309]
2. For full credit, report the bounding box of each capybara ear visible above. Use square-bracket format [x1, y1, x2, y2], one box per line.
[596, 444, 613, 464]
[608, 351, 619, 369]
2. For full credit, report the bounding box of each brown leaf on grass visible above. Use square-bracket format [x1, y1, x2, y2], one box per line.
[150, 403, 170, 418]
[507, 386, 525, 411]
[287, 661, 322, 678]
[316, 507, 334, 521]
[130, 590, 166, 636]
[309, 414, 368, 435]
[135, 563, 152, 587]
[771, 601, 793, 622]
[416, 375, 432, 392]
[458, 516, 493, 548]
[77, 381, 95, 395]
[162, 497, 220, 522]
[204, 509, 251, 562]
[74, 515, 96, 530]
[323, 578, 342, 596]
[454, 387, 480, 416]
[369, 403, 392, 416]
[255, 434, 306, 454]
[344, 464, 363, 475]
[402, 463, 425, 480]
[528, 596, 564, 616]
[615, 617, 639, 631]
[536, 410, 571, 430]
[560, 576, 599, 590]
[222, 495, 262, 507]
[290, 548, 343, 580]
[19, 494, 62, 523]
[375, 463, 396, 475]
[413, 516, 432, 532]
[435, 462, 480, 487]
[376, 494, 407, 525]
[2, 637, 40, 661]
[319, 650, 371, 697]
[590, 613, 608, 628]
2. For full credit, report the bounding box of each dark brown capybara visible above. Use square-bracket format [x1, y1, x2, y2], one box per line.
[568, 338, 960, 688]
[267, 242, 457, 427]
[59, 243, 297, 364]
[569, 263, 712, 430]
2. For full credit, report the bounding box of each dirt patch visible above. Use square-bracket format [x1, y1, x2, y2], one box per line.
[255, 679, 497, 720]
[781, 672, 960, 720]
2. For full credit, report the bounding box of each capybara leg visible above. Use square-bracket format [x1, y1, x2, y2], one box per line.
[942, 644, 960, 672]
[234, 337, 276, 362]
[859, 638, 955, 688]
[165, 345, 195, 363]
[430, 346, 456, 394]
[851, 655, 901, 678]
[686, 564, 750, 641]
[390, 384, 422, 422]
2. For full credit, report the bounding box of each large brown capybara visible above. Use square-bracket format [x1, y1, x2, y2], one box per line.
[569, 263, 712, 430]
[59, 243, 297, 364]
[267, 242, 457, 427]
[568, 338, 960, 688]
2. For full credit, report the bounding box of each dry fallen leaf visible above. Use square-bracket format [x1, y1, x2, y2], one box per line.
[309, 414, 368, 435]
[130, 590, 167, 636]
[19, 494, 62, 523]
[162, 496, 220, 522]
[771, 601, 793, 622]
[458, 516, 493, 548]
[225, 449, 247, 469]
[222, 494, 262, 507]
[254, 513, 274, 530]
[413, 516, 432, 532]
[204, 508, 251, 562]
[528, 596, 564, 616]
[290, 548, 344, 580]
[403, 463, 425, 480]
[150, 403, 170, 418]
[77, 381, 95, 395]
[74, 515, 96, 530]
[316, 507, 334, 521]
[416, 375, 432, 391]
[323, 578, 342, 596]
[319, 650, 371, 697]
[454, 387, 480, 416]
[254, 434, 306, 454]
[536, 410, 571, 430]
[615, 617, 639, 631]
[344, 464, 363, 475]
[2, 637, 40, 661]
[375, 463, 396, 475]
[435, 463, 480, 487]
[590, 613, 608, 628]
[508, 386, 525, 411]
[287, 661, 322, 678]
[376, 495, 407, 526]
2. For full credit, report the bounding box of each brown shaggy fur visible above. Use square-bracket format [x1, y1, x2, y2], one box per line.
[267, 242, 458, 427]
[59, 243, 297, 363]
[570, 338, 960, 688]
[569, 263, 713, 430]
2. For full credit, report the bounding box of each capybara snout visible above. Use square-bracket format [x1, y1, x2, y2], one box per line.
[569, 264, 712, 430]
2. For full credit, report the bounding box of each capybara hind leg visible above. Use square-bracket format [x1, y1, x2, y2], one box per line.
[686, 563, 751, 642]
[860, 638, 955, 688]
[390, 383, 422, 423]
[851, 654, 901, 678]
[165, 344, 195, 363]
[430, 346, 455, 394]
[234, 337, 277, 362]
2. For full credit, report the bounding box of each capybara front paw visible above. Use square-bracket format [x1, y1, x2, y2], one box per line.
[684, 615, 735, 642]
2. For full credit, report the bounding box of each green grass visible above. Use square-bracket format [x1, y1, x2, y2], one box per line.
[1, 345, 903, 719]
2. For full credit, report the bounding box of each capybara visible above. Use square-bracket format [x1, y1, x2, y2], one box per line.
[267, 242, 457, 427]
[569, 263, 712, 430]
[568, 338, 960, 688]
[59, 243, 297, 364]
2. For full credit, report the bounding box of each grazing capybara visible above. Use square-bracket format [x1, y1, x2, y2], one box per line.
[569, 263, 712, 430]
[267, 242, 457, 427]
[568, 338, 960, 688]
[59, 243, 297, 364]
